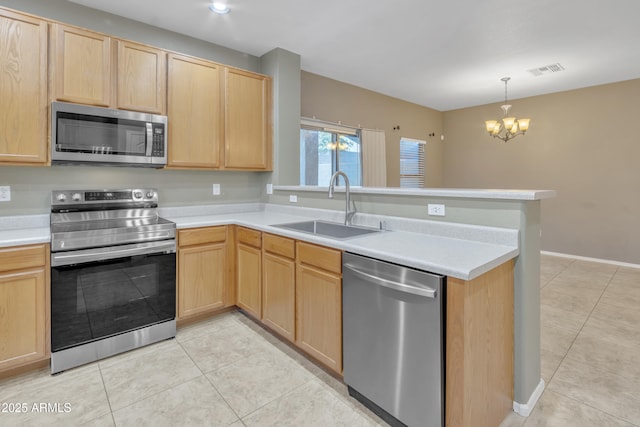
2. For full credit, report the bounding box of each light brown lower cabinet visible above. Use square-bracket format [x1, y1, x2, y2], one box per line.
[446, 260, 514, 427]
[0, 244, 49, 374]
[261, 233, 295, 342]
[177, 226, 228, 319]
[236, 227, 262, 318]
[295, 242, 342, 373]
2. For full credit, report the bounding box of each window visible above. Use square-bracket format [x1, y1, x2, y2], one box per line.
[399, 138, 425, 188]
[300, 121, 362, 186]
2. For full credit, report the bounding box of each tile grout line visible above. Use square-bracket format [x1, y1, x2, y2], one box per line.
[175, 323, 246, 424]
[524, 261, 622, 427]
[546, 389, 639, 427]
[539, 263, 613, 383]
[236, 376, 320, 424]
[99, 338, 207, 420]
[185, 324, 326, 425]
[96, 362, 117, 426]
[174, 314, 296, 424]
[542, 264, 624, 419]
[539, 256, 574, 288]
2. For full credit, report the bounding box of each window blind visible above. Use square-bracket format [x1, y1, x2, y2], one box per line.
[400, 139, 425, 188]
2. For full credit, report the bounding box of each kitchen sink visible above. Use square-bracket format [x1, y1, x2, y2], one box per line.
[272, 220, 380, 239]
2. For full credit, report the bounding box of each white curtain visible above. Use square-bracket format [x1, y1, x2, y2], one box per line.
[361, 129, 387, 187]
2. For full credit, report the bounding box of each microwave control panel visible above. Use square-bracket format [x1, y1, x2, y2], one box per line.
[152, 125, 165, 157]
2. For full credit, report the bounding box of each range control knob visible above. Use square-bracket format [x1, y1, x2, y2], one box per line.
[72, 193, 82, 202]
[146, 191, 155, 199]
[56, 193, 67, 202]
[133, 191, 143, 199]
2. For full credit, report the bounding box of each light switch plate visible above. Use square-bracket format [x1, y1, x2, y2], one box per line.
[266, 184, 273, 195]
[0, 186, 10, 202]
[212, 184, 220, 195]
[289, 194, 298, 203]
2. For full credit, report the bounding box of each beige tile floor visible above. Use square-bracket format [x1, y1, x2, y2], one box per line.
[501, 254, 640, 427]
[0, 254, 638, 426]
[0, 310, 382, 427]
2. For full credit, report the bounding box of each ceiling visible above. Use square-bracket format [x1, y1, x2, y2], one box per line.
[68, 0, 640, 111]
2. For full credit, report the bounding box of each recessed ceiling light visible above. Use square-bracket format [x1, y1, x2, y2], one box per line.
[209, 2, 230, 14]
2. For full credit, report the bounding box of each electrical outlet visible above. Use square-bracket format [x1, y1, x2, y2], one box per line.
[428, 203, 445, 216]
[212, 184, 220, 195]
[289, 194, 298, 203]
[0, 186, 10, 202]
[266, 184, 273, 195]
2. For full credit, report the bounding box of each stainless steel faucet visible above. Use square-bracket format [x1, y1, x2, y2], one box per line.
[328, 171, 356, 226]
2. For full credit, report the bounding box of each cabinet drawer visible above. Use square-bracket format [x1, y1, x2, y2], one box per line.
[237, 227, 262, 248]
[263, 234, 294, 259]
[0, 245, 46, 273]
[296, 242, 341, 275]
[178, 226, 227, 247]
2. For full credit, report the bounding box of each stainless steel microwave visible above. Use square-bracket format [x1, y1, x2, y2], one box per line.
[51, 102, 168, 168]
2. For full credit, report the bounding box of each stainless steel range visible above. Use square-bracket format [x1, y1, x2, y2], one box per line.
[49, 188, 176, 374]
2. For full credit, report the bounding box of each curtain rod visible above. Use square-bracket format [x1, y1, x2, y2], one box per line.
[301, 116, 383, 133]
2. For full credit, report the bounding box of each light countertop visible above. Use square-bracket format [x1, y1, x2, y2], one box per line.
[0, 204, 519, 280]
[0, 214, 49, 248]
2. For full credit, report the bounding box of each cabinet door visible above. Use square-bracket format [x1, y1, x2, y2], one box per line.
[296, 264, 342, 373]
[0, 269, 47, 371]
[51, 24, 111, 107]
[178, 242, 226, 318]
[167, 54, 223, 168]
[262, 253, 295, 342]
[116, 40, 166, 114]
[224, 68, 271, 170]
[0, 10, 48, 165]
[236, 243, 261, 318]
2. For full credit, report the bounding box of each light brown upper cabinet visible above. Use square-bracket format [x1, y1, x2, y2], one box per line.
[0, 9, 48, 165]
[116, 40, 166, 114]
[51, 24, 167, 113]
[167, 54, 223, 168]
[224, 68, 272, 170]
[50, 23, 111, 107]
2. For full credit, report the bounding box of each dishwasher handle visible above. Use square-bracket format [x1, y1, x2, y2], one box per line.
[343, 263, 437, 298]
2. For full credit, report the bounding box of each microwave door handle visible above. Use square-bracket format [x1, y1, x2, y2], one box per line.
[145, 123, 153, 156]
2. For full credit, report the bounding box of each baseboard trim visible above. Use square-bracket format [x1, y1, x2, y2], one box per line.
[541, 251, 640, 269]
[513, 378, 545, 416]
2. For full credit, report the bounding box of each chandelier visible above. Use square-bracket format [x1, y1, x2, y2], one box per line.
[484, 77, 530, 142]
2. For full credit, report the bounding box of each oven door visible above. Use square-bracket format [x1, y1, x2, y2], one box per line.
[51, 240, 176, 354]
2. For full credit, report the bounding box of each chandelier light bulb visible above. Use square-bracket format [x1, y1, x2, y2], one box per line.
[518, 118, 530, 132]
[502, 117, 516, 130]
[485, 120, 498, 133]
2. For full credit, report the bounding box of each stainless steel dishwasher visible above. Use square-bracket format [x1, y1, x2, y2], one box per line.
[343, 252, 444, 427]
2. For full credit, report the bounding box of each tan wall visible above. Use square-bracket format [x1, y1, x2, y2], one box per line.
[301, 72, 444, 187]
[443, 78, 640, 264]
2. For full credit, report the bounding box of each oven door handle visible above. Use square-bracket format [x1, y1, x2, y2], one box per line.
[51, 240, 176, 267]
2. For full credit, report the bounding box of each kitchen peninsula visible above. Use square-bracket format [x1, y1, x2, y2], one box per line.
[1, 187, 554, 426]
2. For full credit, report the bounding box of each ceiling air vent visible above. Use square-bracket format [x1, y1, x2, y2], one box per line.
[527, 63, 565, 77]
